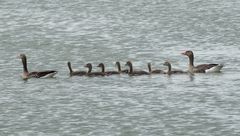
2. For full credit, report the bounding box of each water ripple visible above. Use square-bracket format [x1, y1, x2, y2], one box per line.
[1, 0, 240, 136]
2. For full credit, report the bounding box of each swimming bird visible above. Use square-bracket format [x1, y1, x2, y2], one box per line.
[182, 50, 223, 73]
[84, 63, 105, 77]
[97, 63, 120, 75]
[125, 61, 149, 76]
[115, 61, 128, 73]
[147, 63, 164, 74]
[67, 61, 86, 76]
[163, 61, 187, 75]
[18, 54, 57, 80]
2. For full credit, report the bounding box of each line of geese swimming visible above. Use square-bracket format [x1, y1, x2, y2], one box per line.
[18, 50, 224, 80]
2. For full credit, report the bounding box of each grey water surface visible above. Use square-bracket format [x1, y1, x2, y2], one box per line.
[0, 0, 240, 135]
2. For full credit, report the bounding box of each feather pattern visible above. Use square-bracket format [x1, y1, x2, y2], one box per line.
[182, 51, 223, 73]
[19, 54, 57, 79]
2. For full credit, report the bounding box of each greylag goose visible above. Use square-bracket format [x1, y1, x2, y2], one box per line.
[182, 50, 223, 73]
[18, 54, 57, 79]
[67, 62, 86, 76]
[163, 61, 187, 75]
[97, 63, 120, 75]
[115, 61, 128, 73]
[125, 61, 149, 76]
[147, 63, 164, 74]
[84, 63, 105, 76]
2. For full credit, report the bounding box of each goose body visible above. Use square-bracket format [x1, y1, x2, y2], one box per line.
[163, 61, 187, 75]
[148, 63, 164, 74]
[84, 63, 105, 77]
[97, 63, 120, 75]
[19, 54, 57, 79]
[125, 61, 149, 76]
[182, 50, 223, 73]
[67, 62, 86, 76]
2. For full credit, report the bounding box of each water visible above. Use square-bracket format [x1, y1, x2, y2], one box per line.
[1, 0, 240, 135]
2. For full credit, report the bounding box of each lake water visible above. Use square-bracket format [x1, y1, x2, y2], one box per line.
[1, 0, 240, 135]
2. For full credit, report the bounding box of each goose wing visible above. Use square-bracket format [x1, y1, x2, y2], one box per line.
[71, 71, 86, 76]
[130, 70, 149, 76]
[29, 70, 57, 78]
[105, 71, 120, 75]
[195, 64, 218, 71]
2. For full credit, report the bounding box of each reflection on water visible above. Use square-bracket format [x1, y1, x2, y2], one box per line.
[1, 0, 240, 135]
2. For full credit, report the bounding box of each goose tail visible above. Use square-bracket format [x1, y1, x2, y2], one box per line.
[206, 64, 223, 73]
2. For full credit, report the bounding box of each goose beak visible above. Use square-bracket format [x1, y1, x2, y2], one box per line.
[181, 51, 186, 55]
[163, 61, 169, 66]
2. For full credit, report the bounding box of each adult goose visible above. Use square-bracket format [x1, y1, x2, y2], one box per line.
[115, 61, 128, 73]
[147, 63, 164, 74]
[84, 63, 105, 77]
[182, 50, 223, 73]
[18, 54, 57, 79]
[125, 61, 149, 76]
[97, 63, 120, 75]
[67, 62, 86, 76]
[163, 61, 187, 75]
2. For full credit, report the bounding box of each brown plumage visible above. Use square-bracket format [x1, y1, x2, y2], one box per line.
[182, 50, 223, 73]
[18, 54, 57, 79]
[67, 62, 86, 76]
[115, 61, 128, 73]
[147, 63, 164, 74]
[84, 63, 105, 77]
[97, 63, 120, 75]
[125, 61, 149, 76]
[163, 61, 187, 75]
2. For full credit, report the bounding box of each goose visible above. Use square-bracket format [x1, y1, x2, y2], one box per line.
[115, 61, 128, 73]
[182, 50, 223, 73]
[84, 63, 105, 77]
[97, 63, 120, 75]
[125, 61, 149, 76]
[163, 61, 187, 75]
[18, 54, 57, 79]
[67, 62, 86, 76]
[147, 63, 164, 74]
